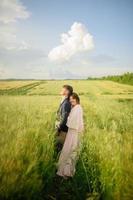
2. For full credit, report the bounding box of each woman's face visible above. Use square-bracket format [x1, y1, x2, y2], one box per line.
[70, 96, 77, 106]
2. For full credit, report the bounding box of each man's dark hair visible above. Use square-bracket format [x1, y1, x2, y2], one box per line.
[63, 85, 73, 97]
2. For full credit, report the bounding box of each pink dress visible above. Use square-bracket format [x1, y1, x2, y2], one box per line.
[56, 104, 84, 177]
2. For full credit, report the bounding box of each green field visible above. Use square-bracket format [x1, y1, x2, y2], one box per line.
[0, 80, 133, 200]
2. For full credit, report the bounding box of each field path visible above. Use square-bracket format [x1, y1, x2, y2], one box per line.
[0, 81, 44, 95]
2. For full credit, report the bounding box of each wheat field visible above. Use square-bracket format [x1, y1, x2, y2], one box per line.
[0, 80, 133, 200]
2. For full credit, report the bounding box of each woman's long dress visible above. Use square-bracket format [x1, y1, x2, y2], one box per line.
[56, 104, 84, 177]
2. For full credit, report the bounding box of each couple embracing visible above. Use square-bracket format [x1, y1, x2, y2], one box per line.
[55, 85, 84, 179]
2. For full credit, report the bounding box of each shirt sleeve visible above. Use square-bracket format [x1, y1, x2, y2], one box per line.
[59, 102, 71, 131]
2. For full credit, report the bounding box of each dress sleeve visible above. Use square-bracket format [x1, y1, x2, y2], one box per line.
[67, 106, 84, 132]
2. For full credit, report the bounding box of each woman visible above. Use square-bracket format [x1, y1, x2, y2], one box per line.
[56, 93, 84, 178]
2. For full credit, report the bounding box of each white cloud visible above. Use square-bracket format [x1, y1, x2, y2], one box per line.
[0, 67, 5, 77]
[0, 0, 30, 24]
[0, 66, 11, 78]
[0, 0, 30, 50]
[0, 23, 30, 50]
[48, 22, 94, 62]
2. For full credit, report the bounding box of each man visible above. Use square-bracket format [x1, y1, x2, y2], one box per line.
[55, 85, 73, 153]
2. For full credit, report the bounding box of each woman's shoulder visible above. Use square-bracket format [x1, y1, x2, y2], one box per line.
[74, 104, 83, 112]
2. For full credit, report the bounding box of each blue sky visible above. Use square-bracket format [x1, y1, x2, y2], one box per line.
[0, 0, 133, 79]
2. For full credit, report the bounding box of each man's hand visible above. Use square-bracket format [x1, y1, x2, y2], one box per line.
[55, 121, 59, 129]
[55, 120, 61, 134]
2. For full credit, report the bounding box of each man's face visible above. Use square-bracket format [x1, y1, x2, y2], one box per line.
[60, 87, 69, 97]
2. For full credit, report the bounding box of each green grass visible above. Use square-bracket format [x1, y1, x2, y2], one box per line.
[0, 80, 133, 200]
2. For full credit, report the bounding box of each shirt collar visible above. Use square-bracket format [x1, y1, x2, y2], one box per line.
[61, 96, 68, 103]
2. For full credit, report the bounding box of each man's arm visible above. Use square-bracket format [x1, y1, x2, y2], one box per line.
[58, 102, 71, 132]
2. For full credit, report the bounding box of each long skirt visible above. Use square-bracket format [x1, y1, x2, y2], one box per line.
[56, 128, 82, 177]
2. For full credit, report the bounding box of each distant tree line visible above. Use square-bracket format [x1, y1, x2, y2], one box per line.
[87, 72, 133, 85]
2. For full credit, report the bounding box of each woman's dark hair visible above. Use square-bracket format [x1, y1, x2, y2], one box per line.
[63, 85, 73, 97]
[70, 92, 80, 104]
